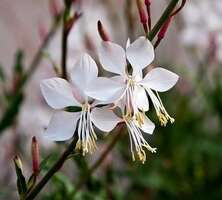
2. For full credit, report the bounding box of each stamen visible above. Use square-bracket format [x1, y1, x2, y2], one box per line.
[124, 116, 156, 163]
[75, 103, 97, 155]
[146, 87, 174, 126]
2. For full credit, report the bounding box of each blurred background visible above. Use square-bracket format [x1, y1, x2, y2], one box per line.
[0, 0, 222, 199]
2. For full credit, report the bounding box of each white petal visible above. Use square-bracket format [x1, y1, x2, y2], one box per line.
[40, 78, 81, 109]
[134, 86, 149, 111]
[140, 67, 179, 92]
[85, 77, 126, 102]
[135, 115, 155, 135]
[44, 111, 80, 141]
[98, 41, 126, 75]
[126, 36, 154, 71]
[91, 107, 122, 132]
[70, 53, 98, 93]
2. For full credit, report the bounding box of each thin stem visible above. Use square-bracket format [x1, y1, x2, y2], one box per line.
[61, 19, 68, 79]
[0, 15, 62, 132]
[73, 129, 123, 194]
[61, 1, 72, 79]
[21, 15, 62, 91]
[147, 0, 180, 41]
[24, 137, 78, 200]
[19, 1, 182, 199]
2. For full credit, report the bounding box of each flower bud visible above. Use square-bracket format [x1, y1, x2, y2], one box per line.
[32, 136, 40, 176]
[154, 16, 172, 48]
[136, 0, 148, 33]
[97, 20, 110, 41]
[144, 0, 151, 30]
[14, 155, 23, 171]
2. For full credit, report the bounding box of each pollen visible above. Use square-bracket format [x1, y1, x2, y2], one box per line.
[124, 116, 157, 163]
[75, 103, 97, 155]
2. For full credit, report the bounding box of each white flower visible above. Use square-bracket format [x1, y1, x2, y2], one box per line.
[40, 54, 118, 155]
[91, 107, 156, 164]
[86, 37, 179, 126]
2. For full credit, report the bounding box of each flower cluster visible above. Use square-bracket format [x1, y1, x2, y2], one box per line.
[40, 37, 179, 163]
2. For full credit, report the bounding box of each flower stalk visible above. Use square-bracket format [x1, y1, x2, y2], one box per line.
[24, 137, 78, 200]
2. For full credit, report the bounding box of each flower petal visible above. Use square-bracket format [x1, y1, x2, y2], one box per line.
[85, 77, 126, 102]
[70, 53, 98, 93]
[126, 36, 154, 72]
[40, 78, 81, 109]
[140, 67, 179, 92]
[135, 115, 155, 135]
[98, 41, 127, 76]
[91, 107, 122, 132]
[44, 111, 80, 141]
[134, 86, 149, 111]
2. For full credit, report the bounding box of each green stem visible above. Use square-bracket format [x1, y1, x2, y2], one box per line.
[74, 129, 123, 194]
[61, 16, 68, 79]
[61, 3, 71, 79]
[24, 137, 78, 200]
[0, 15, 62, 133]
[20, 1, 181, 199]
[20, 15, 62, 92]
[147, 0, 180, 41]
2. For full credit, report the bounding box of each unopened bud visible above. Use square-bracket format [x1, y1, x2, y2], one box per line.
[97, 20, 110, 41]
[14, 155, 23, 171]
[158, 16, 172, 40]
[154, 16, 172, 48]
[144, 0, 151, 6]
[32, 137, 40, 176]
[144, 0, 151, 30]
[136, 0, 148, 33]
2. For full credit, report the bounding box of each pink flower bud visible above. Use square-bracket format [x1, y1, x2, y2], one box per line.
[32, 137, 40, 176]
[158, 17, 172, 40]
[136, 0, 148, 33]
[144, 0, 151, 6]
[144, 0, 151, 30]
[97, 20, 110, 41]
[154, 17, 172, 48]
